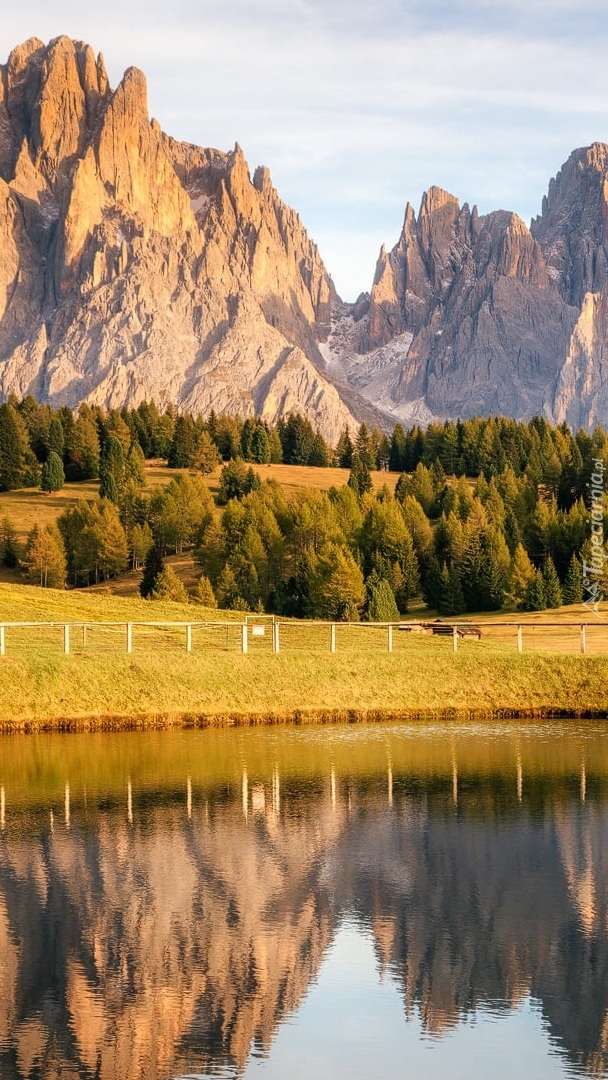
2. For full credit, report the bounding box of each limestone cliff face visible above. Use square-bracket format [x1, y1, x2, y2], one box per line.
[531, 143, 608, 308]
[349, 191, 579, 421]
[552, 289, 608, 429]
[324, 144, 608, 428]
[0, 37, 355, 443]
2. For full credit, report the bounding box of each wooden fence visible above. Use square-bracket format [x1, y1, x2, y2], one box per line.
[0, 618, 607, 656]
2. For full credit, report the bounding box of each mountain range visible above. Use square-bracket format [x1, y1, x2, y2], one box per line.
[0, 36, 607, 439]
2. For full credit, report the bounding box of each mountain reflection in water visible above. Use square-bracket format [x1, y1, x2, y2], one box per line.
[0, 721, 607, 1079]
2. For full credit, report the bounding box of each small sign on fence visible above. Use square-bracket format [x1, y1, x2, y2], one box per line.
[251, 625, 266, 637]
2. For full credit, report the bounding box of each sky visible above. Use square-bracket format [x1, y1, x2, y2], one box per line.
[2, 1, 608, 300]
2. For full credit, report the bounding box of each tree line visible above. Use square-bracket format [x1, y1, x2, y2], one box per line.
[0, 395, 606, 617]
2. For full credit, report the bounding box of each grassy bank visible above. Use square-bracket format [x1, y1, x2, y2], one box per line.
[0, 584, 607, 730]
[0, 644, 607, 732]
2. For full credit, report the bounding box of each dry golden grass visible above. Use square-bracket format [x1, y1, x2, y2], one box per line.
[0, 582, 607, 727]
[0, 462, 171, 546]
[231, 462, 400, 497]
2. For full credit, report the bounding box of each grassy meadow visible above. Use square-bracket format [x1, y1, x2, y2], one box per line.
[0, 581, 607, 729]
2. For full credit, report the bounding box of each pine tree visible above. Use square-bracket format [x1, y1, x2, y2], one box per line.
[389, 424, 407, 472]
[438, 563, 466, 615]
[522, 569, 546, 611]
[41, 450, 65, 493]
[336, 427, 354, 469]
[542, 556, 562, 608]
[65, 408, 100, 480]
[167, 415, 197, 468]
[348, 454, 372, 496]
[125, 441, 147, 486]
[250, 425, 271, 465]
[46, 416, 65, 460]
[310, 545, 365, 620]
[365, 574, 399, 622]
[562, 553, 583, 605]
[21, 523, 67, 588]
[194, 574, 217, 607]
[99, 436, 125, 502]
[140, 545, 165, 598]
[355, 423, 375, 469]
[130, 522, 154, 570]
[151, 565, 189, 603]
[422, 554, 443, 611]
[508, 543, 535, 606]
[0, 515, 19, 567]
[0, 402, 31, 491]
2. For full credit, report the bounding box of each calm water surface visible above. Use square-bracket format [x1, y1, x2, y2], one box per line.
[0, 720, 607, 1079]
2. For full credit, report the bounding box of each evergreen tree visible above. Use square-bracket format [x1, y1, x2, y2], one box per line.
[0, 515, 19, 567]
[151, 565, 189, 603]
[0, 402, 33, 491]
[308, 432, 330, 467]
[562, 552, 583, 605]
[422, 554, 443, 611]
[140, 545, 165, 598]
[336, 427, 354, 469]
[355, 423, 376, 469]
[41, 450, 65, 493]
[508, 543, 535, 606]
[389, 424, 407, 472]
[21, 523, 67, 589]
[125, 441, 147, 486]
[250, 425, 271, 464]
[194, 574, 217, 607]
[348, 454, 372, 496]
[480, 537, 506, 610]
[438, 562, 466, 616]
[217, 459, 261, 504]
[130, 522, 154, 570]
[365, 573, 399, 622]
[216, 564, 250, 610]
[439, 422, 459, 474]
[46, 416, 65, 460]
[281, 414, 315, 464]
[522, 569, 547, 612]
[309, 544, 365, 620]
[99, 436, 125, 503]
[542, 556, 562, 608]
[168, 415, 198, 468]
[65, 408, 100, 480]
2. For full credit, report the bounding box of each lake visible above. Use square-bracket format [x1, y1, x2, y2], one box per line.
[0, 720, 607, 1079]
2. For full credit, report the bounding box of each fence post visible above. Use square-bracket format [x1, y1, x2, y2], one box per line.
[64, 624, 70, 655]
[186, 624, 192, 653]
[387, 625, 393, 653]
[517, 625, 523, 654]
[82, 625, 87, 650]
[273, 622, 280, 654]
[453, 625, 458, 654]
[581, 624, 587, 655]
[330, 624, 336, 653]
[0, 625, 4, 657]
[126, 623, 133, 654]
[241, 623, 248, 654]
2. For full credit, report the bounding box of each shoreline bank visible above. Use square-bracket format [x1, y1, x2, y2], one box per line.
[1, 704, 607, 735]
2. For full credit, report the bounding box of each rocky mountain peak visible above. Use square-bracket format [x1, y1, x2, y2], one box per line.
[0, 37, 356, 442]
[531, 141, 608, 307]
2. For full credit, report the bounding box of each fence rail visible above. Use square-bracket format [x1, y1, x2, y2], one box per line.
[0, 619, 607, 657]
